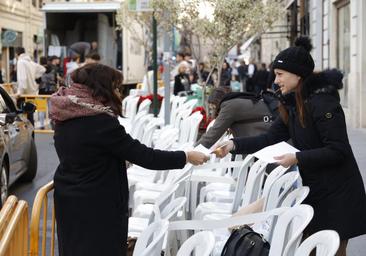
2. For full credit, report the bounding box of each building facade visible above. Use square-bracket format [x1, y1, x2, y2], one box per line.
[260, 0, 366, 128]
[0, 0, 44, 82]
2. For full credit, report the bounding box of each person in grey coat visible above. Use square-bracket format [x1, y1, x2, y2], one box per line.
[196, 87, 276, 149]
[213, 37, 366, 255]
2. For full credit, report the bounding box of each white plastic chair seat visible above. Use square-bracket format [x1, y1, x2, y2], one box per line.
[133, 190, 160, 208]
[128, 217, 150, 234]
[206, 189, 236, 203]
[199, 183, 234, 204]
[294, 230, 340, 256]
[194, 202, 232, 219]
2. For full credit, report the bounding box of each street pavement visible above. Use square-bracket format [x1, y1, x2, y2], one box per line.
[9, 128, 366, 255]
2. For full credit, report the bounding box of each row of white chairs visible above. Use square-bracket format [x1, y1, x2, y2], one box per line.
[120, 88, 340, 256]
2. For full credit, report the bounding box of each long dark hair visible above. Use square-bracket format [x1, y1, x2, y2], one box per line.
[71, 63, 124, 116]
[278, 80, 306, 127]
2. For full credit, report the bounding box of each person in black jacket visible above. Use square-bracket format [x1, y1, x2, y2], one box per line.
[49, 63, 209, 256]
[174, 63, 190, 95]
[212, 37, 366, 255]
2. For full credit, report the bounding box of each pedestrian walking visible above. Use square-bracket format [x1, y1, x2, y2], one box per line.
[212, 37, 366, 256]
[15, 47, 46, 125]
[49, 63, 209, 256]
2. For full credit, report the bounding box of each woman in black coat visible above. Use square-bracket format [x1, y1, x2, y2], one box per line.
[174, 63, 190, 95]
[213, 37, 366, 255]
[49, 63, 209, 256]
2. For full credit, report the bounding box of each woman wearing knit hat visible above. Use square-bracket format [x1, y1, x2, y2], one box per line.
[212, 37, 366, 255]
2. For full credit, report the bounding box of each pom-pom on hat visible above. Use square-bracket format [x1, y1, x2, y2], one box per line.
[272, 37, 315, 78]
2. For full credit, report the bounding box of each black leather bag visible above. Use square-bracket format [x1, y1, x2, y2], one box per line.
[221, 225, 270, 256]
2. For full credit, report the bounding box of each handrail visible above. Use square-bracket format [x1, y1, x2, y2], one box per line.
[29, 181, 55, 256]
[0, 200, 29, 256]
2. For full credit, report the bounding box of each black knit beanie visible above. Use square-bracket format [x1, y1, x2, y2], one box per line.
[272, 37, 315, 78]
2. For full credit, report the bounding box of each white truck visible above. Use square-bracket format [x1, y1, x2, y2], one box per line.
[41, 1, 145, 85]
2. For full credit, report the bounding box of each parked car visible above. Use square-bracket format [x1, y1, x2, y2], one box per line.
[0, 86, 37, 208]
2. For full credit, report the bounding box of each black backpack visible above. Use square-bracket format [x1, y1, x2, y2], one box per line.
[221, 225, 270, 256]
[218, 91, 279, 123]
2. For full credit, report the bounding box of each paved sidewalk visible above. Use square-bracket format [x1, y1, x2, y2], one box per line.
[346, 128, 366, 256]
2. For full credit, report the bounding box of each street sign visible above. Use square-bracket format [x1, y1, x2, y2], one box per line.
[128, 0, 152, 12]
[2, 30, 17, 45]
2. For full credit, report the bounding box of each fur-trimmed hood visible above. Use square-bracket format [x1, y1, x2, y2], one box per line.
[302, 69, 343, 101]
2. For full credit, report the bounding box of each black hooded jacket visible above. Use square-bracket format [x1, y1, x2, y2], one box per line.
[232, 70, 366, 240]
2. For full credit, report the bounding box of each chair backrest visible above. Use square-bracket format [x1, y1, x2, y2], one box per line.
[261, 165, 289, 200]
[154, 128, 179, 150]
[188, 112, 203, 143]
[255, 172, 301, 242]
[176, 231, 215, 256]
[133, 220, 169, 256]
[234, 160, 267, 212]
[141, 118, 164, 147]
[170, 96, 187, 124]
[122, 95, 135, 116]
[294, 230, 340, 256]
[177, 110, 195, 143]
[232, 158, 266, 213]
[160, 197, 187, 221]
[126, 96, 140, 119]
[152, 183, 180, 220]
[137, 99, 152, 115]
[281, 186, 310, 208]
[131, 114, 153, 140]
[269, 204, 314, 256]
[264, 171, 300, 211]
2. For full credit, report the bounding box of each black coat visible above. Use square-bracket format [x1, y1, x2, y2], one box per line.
[233, 70, 366, 240]
[53, 114, 186, 256]
[174, 73, 190, 95]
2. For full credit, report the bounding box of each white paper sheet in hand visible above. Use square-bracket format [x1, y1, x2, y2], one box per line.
[253, 141, 299, 163]
[194, 144, 211, 157]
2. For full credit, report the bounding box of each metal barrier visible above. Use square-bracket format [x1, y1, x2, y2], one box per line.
[21, 95, 54, 134]
[0, 196, 29, 256]
[30, 181, 56, 256]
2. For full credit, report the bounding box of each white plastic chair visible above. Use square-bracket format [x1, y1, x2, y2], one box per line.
[133, 183, 180, 217]
[294, 230, 340, 256]
[168, 205, 314, 256]
[194, 160, 268, 219]
[133, 220, 169, 256]
[176, 231, 215, 256]
[129, 197, 187, 236]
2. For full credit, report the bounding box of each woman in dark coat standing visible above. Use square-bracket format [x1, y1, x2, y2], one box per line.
[49, 63, 209, 256]
[213, 37, 366, 255]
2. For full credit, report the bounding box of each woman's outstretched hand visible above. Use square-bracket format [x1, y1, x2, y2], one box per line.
[186, 151, 210, 165]
[211, 140, 234, 158]
[274, 153, 298, 167]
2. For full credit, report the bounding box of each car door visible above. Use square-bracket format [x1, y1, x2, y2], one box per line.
[0, 88, 30, 182]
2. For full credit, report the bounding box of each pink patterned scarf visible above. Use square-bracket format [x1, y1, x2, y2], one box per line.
[49, 83, 116, 122]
